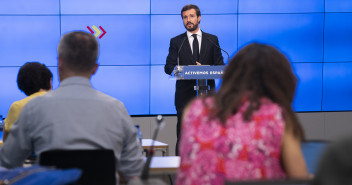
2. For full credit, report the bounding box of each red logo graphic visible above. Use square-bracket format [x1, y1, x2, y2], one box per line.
[87, 25, 106, 39]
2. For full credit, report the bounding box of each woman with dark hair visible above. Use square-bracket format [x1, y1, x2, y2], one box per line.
[3, 62, 52, 141]
[176, 43, 309, 185]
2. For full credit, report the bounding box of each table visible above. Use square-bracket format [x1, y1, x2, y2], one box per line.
[149, 156, 180, 175]
[142, 139, 169, 156]
[148, 156, 180, 185]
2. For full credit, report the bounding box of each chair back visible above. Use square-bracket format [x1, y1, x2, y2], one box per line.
[39, 149, 116, 185]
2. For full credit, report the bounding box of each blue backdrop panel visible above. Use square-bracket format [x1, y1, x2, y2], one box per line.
[91, 66, 150, 115]
[324, 13, 352, 62]
[292, 63, 323, 112]
[60, 15, 150, 66]
[151, 14, 237, 65]
[151, 0, 237, 14]
[0, 1, 59, 14]
[151, 15, 185, 66]
[0, 67, 25, 117]
[1, 0, 352, 115]
[60, 0, 150, 14]
[49, 66, 60, 90]
[239, 0, 324, 13]
[200, 15, 238, 63]
[150, 65, 176, 115]
[0, 66, 59, 117]
[0, 16, 60, 67]
[325, 0, 352, 12]
[323, 63, 352, 111]
[238, 13, 324, 63]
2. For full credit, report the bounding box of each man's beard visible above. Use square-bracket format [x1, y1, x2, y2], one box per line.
[185, 22, 199, 32]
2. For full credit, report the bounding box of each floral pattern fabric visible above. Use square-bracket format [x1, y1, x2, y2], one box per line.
[176, 97, 286, 185]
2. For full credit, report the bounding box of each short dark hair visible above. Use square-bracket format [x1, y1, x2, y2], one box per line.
[17, 62, 52, 96]
[181, 4, 201, 17]
[58, 31, 98, 73]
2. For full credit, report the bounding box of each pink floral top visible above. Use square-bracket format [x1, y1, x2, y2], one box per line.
[176, 97, 286, 185]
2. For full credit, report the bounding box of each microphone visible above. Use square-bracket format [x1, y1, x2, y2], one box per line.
[207, 38, 231, 63]
[174, 37, 187, 75]
[177, 37, 187, 67]
[141, 115, 164, 180]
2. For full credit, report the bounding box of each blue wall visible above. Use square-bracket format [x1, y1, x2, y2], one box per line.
[0, 0, 351, 116]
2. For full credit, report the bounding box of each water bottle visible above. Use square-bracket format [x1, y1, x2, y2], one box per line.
[0, 115, 4, 132]
[135, 125, 142, 146]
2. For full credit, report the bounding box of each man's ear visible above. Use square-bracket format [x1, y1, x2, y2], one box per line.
[198, 16, 201, 24]
[91, 63, 99, 75]
[58, 57, 64, 72]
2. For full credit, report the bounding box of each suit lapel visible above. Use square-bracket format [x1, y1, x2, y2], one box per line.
[199, 32, 209, 64]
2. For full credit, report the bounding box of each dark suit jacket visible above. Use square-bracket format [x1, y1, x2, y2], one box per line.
[165, 31, 224, 111]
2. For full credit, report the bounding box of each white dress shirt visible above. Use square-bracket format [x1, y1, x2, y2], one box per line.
[187, 29, 202, 55]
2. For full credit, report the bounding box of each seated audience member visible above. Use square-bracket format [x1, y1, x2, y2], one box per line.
[313, 136, 352, 185]
[0, 31, 144, 183]
[176, 43, 310, 185]
[3, 62, 52, 141]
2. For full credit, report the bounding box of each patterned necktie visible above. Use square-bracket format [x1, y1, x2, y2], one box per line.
[192, 34, 200, 62]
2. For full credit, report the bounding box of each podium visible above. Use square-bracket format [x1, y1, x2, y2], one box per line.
[171, 65, 225, 95]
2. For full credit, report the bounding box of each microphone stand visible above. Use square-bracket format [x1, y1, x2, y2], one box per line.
[128, 116, 167, 185]
[207, 38, 231, 63]
[174, 37, 187, 76]
[141, 115, 164, 180]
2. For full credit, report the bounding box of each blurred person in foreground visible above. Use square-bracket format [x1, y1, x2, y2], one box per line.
[313, 136, 352, 185]
[176, 43, 310, 185]
[0, 31, 144, 184]
[2, 62, 52, 141]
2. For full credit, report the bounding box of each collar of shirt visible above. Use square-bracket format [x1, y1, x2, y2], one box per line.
[30, 91, 47, 97]
[59, 76, 92, 88]
[187, 29, 202, 54]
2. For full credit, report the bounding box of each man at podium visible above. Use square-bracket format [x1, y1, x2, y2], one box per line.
[164, 4, 224, 155]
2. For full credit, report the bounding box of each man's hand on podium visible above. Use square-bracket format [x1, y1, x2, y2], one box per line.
[196, 61, 201, 65]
